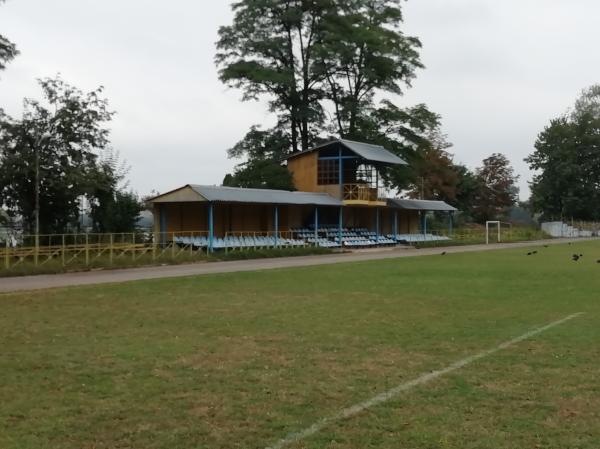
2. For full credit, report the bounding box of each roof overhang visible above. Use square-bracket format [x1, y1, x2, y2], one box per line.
[285, 139, 407, 166]
[387, 198, 458, 212]
[148, 184, 342, 207]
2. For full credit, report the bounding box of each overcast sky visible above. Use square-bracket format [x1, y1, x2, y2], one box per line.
[1, 0, 599, 200]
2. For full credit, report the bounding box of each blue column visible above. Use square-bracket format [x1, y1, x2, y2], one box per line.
[338, 146, 343, 199]
[376, 208, 380, 243]
[208, 203, 214, 252]
[274, 205, 279, 247]
[314, 206, 318, 243]
[338, 206, 343, 248]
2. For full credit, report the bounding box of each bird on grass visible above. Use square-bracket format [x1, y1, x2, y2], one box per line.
[527, 252, 532, 256]
[543, 245, 549, 248]
[596, 259, 600, 264]
[441, 251, 446, 256]
[572, 254, 580, 261]
[532, 250, 538, 254]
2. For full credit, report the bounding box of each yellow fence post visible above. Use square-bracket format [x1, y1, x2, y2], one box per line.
[109, 233, 113, 266]
[85, 233, 89, 266]
[152, 233, 157, 261]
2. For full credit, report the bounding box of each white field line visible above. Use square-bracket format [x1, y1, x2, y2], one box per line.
[265, 312, 584, 449]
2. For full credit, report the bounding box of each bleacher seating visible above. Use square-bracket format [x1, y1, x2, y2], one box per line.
[174, 235, 306, 249]
[389, 233, 450, 243]
[174, 229, 452, 251]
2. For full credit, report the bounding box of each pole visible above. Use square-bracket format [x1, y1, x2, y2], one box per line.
[208, 203, 214, 253]
[394, 209, 398, 241]
[448, 212, 453, 237]
[338, 145, 344, 201]
[62, 234, 65, 267]
[5, 238, 9, 270]
[34, 143, 40, 266]
[338, 206, 343, 248]
[376, 208, 380, 243]
[314, 206, 318, 245]
[110, 233, 114, 265]
[85, 233, 89, 266]
[274, 206, 279, 247]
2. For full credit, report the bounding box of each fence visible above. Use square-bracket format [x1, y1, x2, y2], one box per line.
[0, 231, 212, 271]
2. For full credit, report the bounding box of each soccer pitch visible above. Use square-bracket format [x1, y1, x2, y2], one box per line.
[1, 241, 599, 449]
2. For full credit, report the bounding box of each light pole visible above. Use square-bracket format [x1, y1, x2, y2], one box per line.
[33, 130, 51, 264]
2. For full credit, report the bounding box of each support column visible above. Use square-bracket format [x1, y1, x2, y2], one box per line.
[274, 205, 279, 247]
[376, 208, 380, 243]
[314, 206, 318, 244]
[338, 147, 343, 199]
[423, 212, 427, 235]
[338, 206, 343, 248]
[159, 204, 167, 246]
[208, 203, 214, 252]
[394, 209, 398, 241]
[448, 211, 453, 237]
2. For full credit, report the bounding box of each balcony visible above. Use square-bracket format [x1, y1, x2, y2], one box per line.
[342, 184, 387, 206]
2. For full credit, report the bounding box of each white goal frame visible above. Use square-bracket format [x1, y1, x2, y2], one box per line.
[486, 221, 512, 244]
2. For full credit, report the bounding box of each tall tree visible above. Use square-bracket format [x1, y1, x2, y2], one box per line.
[88, 149, 144, 233]
[404, 130, 458, 201]
[0, 76, 114, 233]
[317, 0, 423, 139]
[222, 126, 295, 190]
[0, 0, 18, 72]
[526, 85, 600, 221]
[216, 0, 332, 153]
[472, 153, 519, 222]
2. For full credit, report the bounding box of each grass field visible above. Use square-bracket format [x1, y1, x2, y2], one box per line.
[1, 240, 599, 448]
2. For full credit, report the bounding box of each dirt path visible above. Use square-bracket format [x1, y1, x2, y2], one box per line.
[0, 238, 591, 293]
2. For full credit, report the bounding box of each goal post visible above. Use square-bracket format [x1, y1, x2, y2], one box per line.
[486, 221, 512, 244]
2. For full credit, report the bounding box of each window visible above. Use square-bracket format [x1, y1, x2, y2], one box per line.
[317, 159, 339, 185]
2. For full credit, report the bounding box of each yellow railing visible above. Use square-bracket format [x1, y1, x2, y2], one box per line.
[0, 231, 210, 270]
[343, 184, 377, 201]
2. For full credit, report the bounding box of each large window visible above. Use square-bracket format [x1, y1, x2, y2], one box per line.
[317, 159, 339, 185]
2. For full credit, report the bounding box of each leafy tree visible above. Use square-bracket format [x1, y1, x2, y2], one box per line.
[526, 85, 600, 221]
[404, 130, 458, 202]
[222, 126, 295, 190]
[451, 163, 479, 218]
[0, 76, 114, 233]
[317, 0, 423, 139]
[0, 0, 18, 72]
[217, 0, 435, 174]
[472, 153, 519, 222]
[88, 149, 144, 232]
[216, 0, 332, 153]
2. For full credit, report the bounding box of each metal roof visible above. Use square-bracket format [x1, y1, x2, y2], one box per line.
[189, 185, 342, 206]
[286, 139, 407, 165]
[387, 198, 457, 212]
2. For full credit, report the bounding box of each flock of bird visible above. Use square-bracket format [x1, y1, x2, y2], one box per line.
[524, 242, 600, 263]
[440, 242, 600, 263]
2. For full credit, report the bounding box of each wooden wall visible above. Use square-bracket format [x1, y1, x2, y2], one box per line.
[154, 201, 423, 236]
[287, 153, 342, 199]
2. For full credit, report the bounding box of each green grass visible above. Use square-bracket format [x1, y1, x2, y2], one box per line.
[1, 241, 600, 448]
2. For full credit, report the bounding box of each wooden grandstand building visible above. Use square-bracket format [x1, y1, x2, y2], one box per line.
[149, 139, 457, 250]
